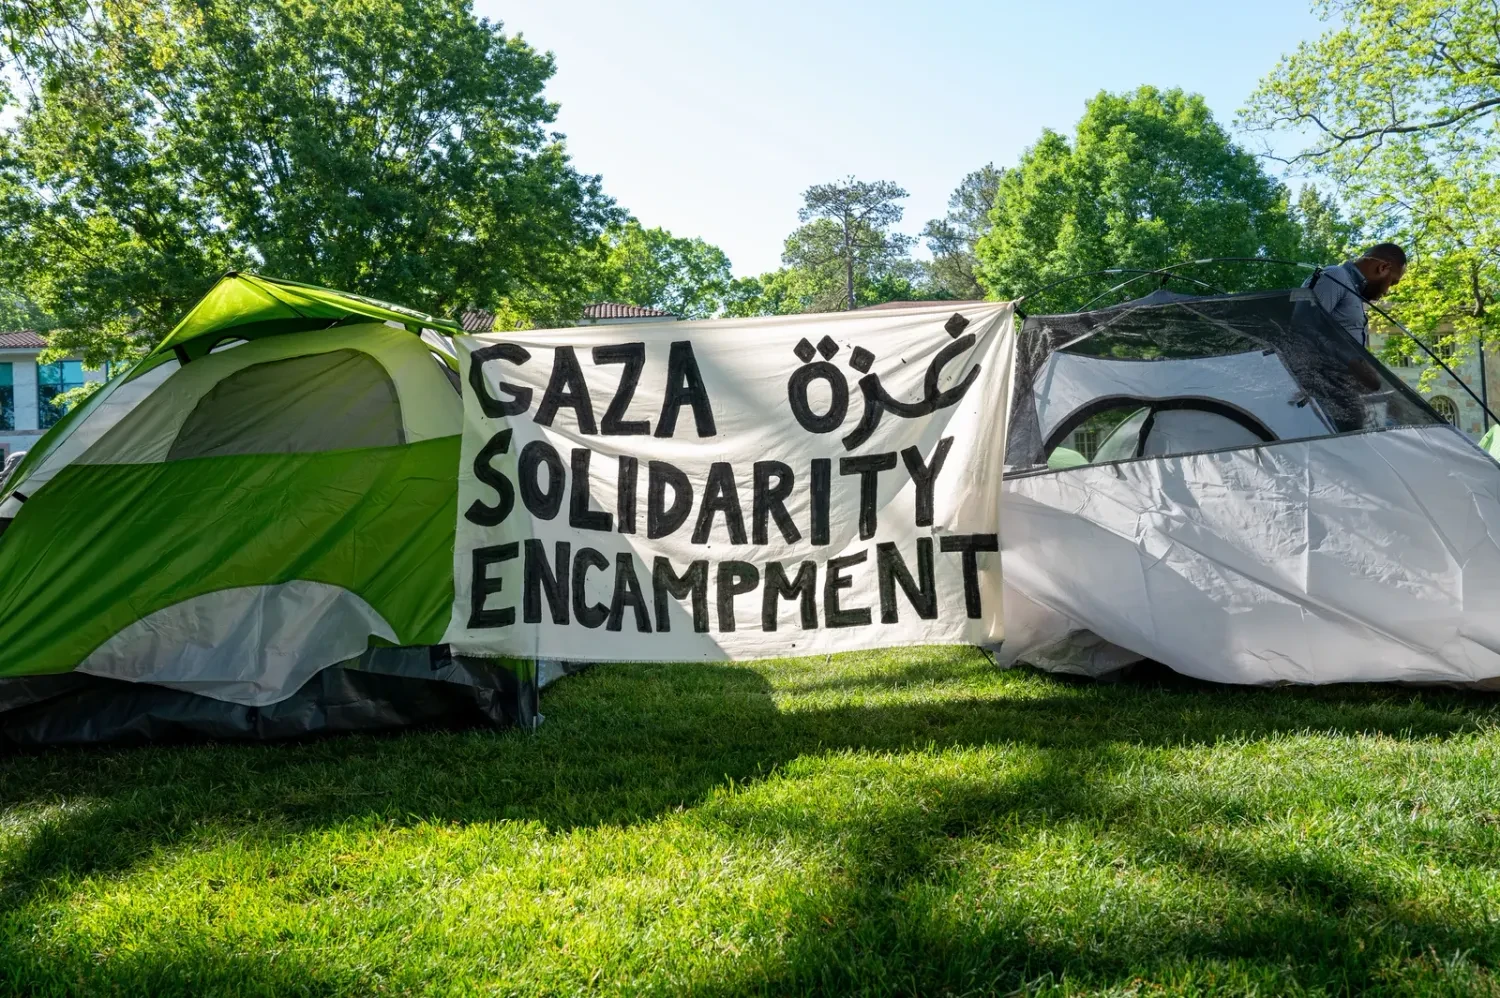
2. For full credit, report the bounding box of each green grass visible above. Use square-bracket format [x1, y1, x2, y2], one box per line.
[3, 649, 1500, 996]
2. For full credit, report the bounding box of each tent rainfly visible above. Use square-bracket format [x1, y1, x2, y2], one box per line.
[996, 287, 1500, 688]
[0, 274, 535, 747]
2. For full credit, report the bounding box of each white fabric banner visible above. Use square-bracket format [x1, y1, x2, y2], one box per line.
[445, 302, 1015, 661]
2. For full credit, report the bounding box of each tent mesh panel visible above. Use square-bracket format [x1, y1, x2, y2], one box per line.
[1006, 289, 1444, 473]
[169, 349, 403, 460]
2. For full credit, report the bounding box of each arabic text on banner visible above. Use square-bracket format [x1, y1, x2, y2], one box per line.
[445, 302, 1015, 661]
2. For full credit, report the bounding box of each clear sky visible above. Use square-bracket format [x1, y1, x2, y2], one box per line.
[473, 0, 1327, 277]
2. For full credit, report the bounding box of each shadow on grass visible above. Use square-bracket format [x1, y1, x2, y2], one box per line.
[694, 791, 1500, 996]
[3, 652, 1499, 994]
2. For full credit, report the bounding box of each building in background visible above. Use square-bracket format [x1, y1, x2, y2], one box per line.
[0, 332, 107, 461]
[575, 303, 679, 326]
[1369, 324, 1498, 441]
[460, 302, 679, 333]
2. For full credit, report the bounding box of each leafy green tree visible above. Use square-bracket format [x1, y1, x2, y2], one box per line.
[922, 164, 1002, 300]
[1242, 0, 1500, 358]
[0, 0, 619, 366]
[0, 0, 84, 77]
[791, 178, 916, 311]
[0, 285, 50, 335]
[594, 222, 733, 319]
[722, 269, 817, 318]
[976, 87, 1303, 311]
[723, 177, 935, 319]
[1289, 185, 1360, 265]
[727, 239, 929, 317]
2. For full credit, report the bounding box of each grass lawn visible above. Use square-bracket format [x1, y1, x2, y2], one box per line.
[2, 648, 1500, 996]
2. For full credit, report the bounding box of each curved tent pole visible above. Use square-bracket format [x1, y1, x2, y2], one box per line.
[1361, 297, 1500, 429]
[1189, 258, 1500, 430]
[1074, 270, 1228, 313]
[1164, 256, 1318, 272]
[1053, 256, 1496, 414]
[1014, 267, 1226, 314]
[1020, 257, 1316, 314]
[1166, 256, 1500, 430]
[1156, 256, 1499, 428]
[1019, 256, 1500, 429]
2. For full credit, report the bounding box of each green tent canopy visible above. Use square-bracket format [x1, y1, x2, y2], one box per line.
[0, 275, 531, 747]
[154, 272, 462, 362]
[1481, 425, 1500, 461]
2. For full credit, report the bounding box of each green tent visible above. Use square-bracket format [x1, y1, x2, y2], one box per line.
[0, 274, 533, 747]
[1481, 425, 1500, 461]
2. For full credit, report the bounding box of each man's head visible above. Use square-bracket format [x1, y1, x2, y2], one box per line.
[1354, 243, 1407, 300]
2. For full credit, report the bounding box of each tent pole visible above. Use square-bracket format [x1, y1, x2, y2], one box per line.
[1482, 343, 1491, 431]
[1365, 299, 1500, 429]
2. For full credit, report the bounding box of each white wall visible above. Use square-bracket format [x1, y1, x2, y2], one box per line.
[1370, 326, 1500, 440]
[0, 350, 106, 461]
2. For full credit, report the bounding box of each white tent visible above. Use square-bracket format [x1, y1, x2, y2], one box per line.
[996, 288, 1500, 687]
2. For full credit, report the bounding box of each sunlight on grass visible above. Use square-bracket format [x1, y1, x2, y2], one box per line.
[3, 648, 1499, 996]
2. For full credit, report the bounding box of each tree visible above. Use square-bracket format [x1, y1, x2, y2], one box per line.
[794, 178, 915, 311]
[975, 87, 1303, 311]
[722, 269, 820, 318]
[594, 222, 733, 319]
[727, 232, 928, 318]
[0, 0, 620, 365]
[1241, 0, 1500, 359]
[0, 285, 50, 335]
[1289, 185, 1360, 265]
[723, 177, 930, 318]
[0, 0, 86, 79]
[922, 164, 1002, 300]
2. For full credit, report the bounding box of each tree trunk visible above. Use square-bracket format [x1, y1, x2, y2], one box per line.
[844, 218, 855, 311]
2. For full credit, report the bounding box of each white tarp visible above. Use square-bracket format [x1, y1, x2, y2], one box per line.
[997, 424, 1500, 685]
[446, 303, 1015, 661]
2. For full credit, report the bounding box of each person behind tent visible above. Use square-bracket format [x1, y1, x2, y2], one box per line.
[1291, 243, 1407, 432]
[1305, 243, 1406, 346]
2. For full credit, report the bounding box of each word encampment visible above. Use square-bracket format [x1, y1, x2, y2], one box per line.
[446, 303, 1015, 661]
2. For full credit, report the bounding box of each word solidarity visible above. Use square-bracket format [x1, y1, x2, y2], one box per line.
[464, 437, 954, 542]
[446, 303, 1015, 661]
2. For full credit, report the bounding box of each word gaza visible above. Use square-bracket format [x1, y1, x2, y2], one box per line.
[467, 341, 716, 438]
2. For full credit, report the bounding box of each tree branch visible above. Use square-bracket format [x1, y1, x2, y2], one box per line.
[1266, 94, 1500, 164]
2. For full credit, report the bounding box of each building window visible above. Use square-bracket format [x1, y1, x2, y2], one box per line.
[1429, 395, 1459, 424]
[1068, 426, 1102, 460]
[0, 363, 11, 430]
[37, 360, 85, 429]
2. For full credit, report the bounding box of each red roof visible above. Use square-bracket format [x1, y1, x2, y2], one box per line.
[0, 330, 46, 348]
[459, 303, 676, 331]
[460, 310, 495, 332]
[581, 302, 676, 320]
[858, 300, 987, 311]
